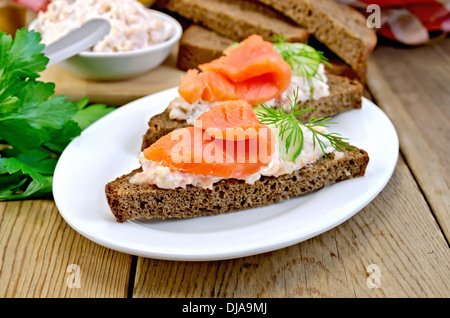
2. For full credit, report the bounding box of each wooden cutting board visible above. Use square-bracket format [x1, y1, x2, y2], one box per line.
[39, 45, 185, 106]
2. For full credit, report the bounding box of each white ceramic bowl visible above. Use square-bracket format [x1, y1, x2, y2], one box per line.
[29, 10, 182, 80]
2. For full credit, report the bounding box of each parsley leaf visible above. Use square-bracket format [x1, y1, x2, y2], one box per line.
[0, 28, 115, 200]
[72, 102, 114, 130]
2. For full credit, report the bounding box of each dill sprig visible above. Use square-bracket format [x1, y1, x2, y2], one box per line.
[304, 117, 356, 158]
[272, 35, 330, 99]
[255, 89, 356, 161]
[257, 99, 306, 161]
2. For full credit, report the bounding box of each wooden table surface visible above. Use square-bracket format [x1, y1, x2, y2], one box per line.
[1, 38, 449, 299]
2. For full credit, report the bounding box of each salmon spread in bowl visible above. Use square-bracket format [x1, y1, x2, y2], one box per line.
[33, 0, 175, 53]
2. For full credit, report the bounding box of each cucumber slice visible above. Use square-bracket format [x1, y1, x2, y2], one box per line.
[253, 108, 304, 163]
[252, 106, 265, 118]
[273, 42, 321, 78]
[266, 123, 303, 163]
[278, 125, 303, 162]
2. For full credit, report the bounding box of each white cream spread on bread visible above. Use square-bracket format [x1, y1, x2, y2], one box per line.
[130, 125, 340, 189]
[168, 97, 223, 125]
[130, 156, 223, 189]
[169, 63, 330, 124]
[266, 64, 330, 111]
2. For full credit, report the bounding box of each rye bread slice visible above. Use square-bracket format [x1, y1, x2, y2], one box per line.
[155, 0, 309, 43]
[105, 147, 369, 222]
[176, 25, 235, 72]
[255, 0, 377, 75]
[140, 73, 363, 150]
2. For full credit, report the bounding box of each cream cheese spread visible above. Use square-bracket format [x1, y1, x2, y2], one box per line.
[129, 156, 223, 189]
[130, 125, 342, 189]
[168, 97, 223, 125]
[266, 63, 330, 111]
[169, 63, 330, 124]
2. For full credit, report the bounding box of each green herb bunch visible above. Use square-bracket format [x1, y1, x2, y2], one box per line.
[254, 89, 355, 162]
[0, 28, 115, 200]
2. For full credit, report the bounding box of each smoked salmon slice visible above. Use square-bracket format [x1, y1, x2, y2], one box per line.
[178, 34, 291, 105]
[143, 127, 268, 178]
[143, 101, 275, 179]
[194, 100, 267, 141]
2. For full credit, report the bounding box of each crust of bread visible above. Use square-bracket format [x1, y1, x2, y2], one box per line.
[105, 147, 369, 222]
[255, 0, 377, 74]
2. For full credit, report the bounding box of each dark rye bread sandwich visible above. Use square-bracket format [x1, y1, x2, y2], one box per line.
[176, 24, 367, 82]
[104, 30, 369, 222]
[141, 73, 363, 150]
[106, 147, 369, 222]
[155, 0, 309, 43]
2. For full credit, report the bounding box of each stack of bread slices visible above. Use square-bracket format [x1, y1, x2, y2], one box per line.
[154, 0, 377, 83]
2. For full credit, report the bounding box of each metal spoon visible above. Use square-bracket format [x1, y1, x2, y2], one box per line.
[43, 19, 111, 67]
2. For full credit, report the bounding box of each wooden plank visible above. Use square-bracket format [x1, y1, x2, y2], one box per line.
[0, 200, 132, 297]
[132, 156, 450, 298]
[39, 45, 185, 106]
[366, 40, 450, 239]
[368, 41, 450, 172]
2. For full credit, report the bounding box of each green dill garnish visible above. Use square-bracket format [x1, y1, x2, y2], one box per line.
[255, 89, 356, 162]
[272, 35, 330, 99]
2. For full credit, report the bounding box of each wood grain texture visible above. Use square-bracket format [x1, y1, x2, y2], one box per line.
[366, 40, 450, 239]
[2, 31, 449, 299]
[0, 200, 132, 297]
[132, 156, 450, 298]
[39, 45, 185, 106]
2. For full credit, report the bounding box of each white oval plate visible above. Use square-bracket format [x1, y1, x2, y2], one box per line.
[53, 88, 399, 261]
